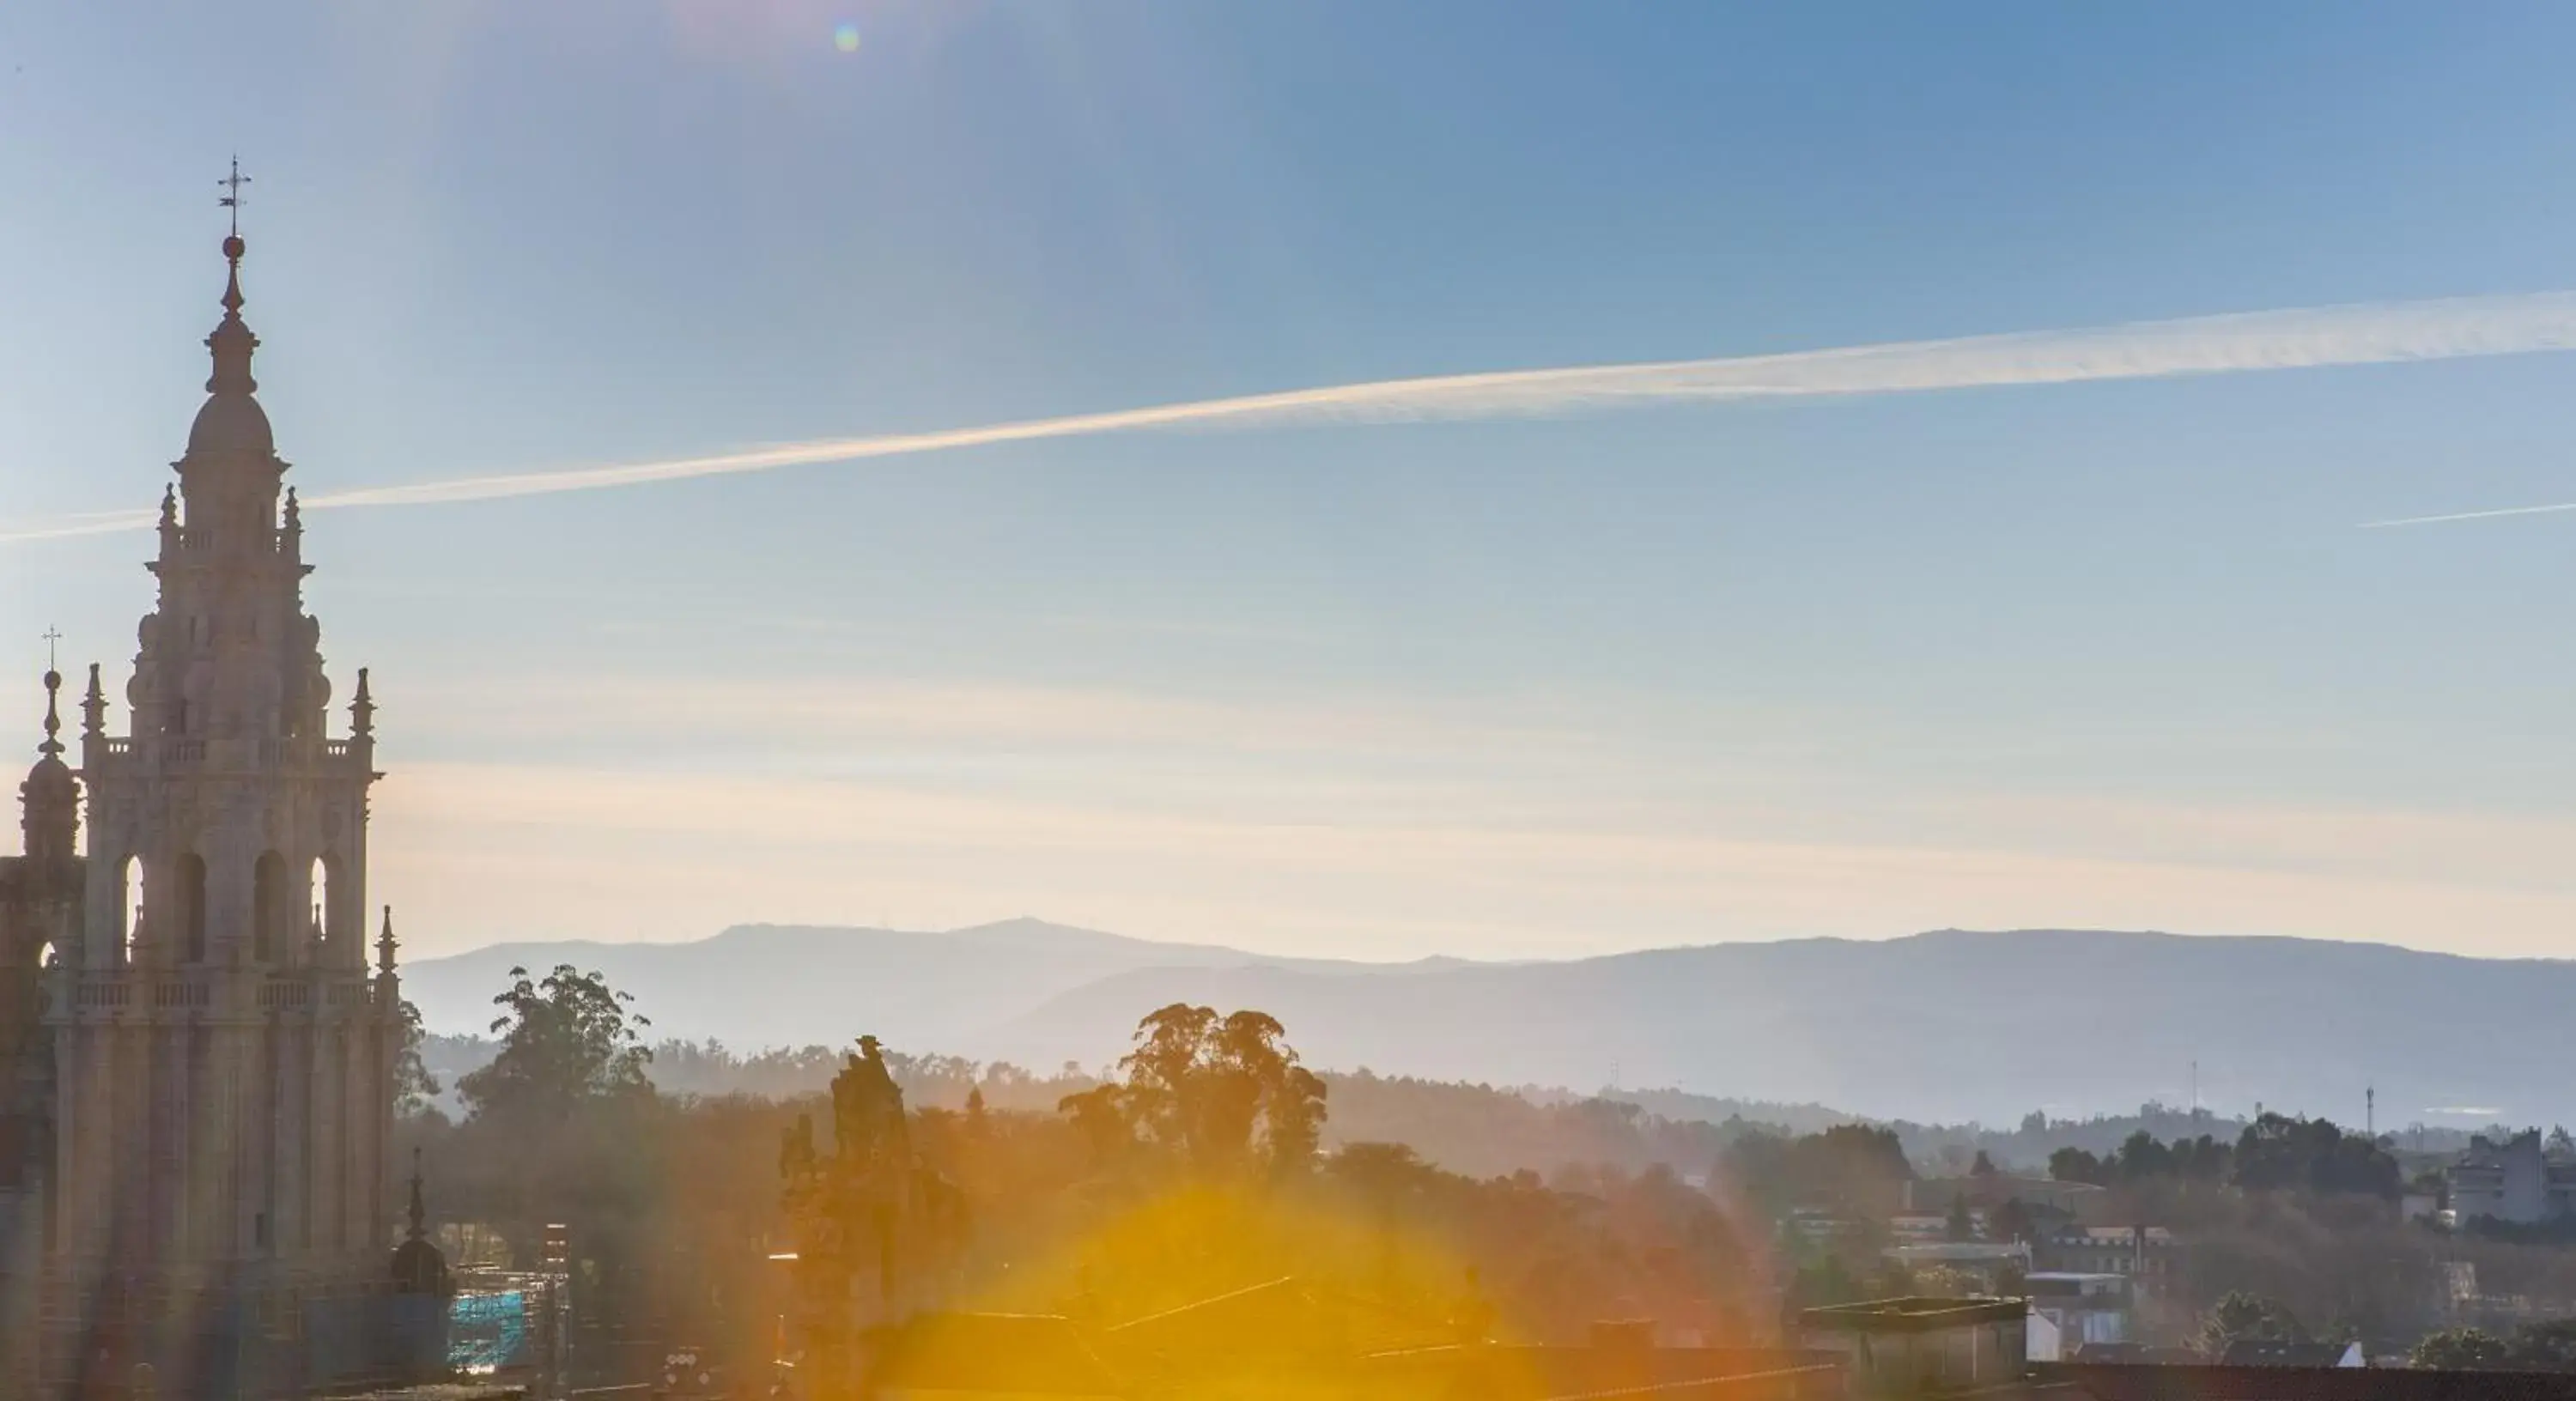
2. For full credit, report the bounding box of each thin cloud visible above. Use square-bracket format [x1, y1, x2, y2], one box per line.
[2360, 500, 2576, 529]
[14, 290, 2576, 544]
[377, 755, 2576, 960]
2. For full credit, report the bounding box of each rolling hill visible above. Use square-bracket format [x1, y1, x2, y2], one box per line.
[405, 922, 2573, 1127]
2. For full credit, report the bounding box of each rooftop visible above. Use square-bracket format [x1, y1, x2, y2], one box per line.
[1802, 1295, 2028, 1334]
[870, 1312, 1121, 1397]
[2038, 1361, 2576, 1401]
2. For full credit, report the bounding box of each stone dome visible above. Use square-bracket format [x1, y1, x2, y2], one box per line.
[389, 1233, 450, 1296]
[186, 392, 275, 459]
[19, 752, 75, 811]
[20, 666, 76, 836]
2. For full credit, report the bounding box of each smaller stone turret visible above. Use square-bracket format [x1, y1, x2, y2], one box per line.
[19, 669, 76, 864]
[389, 1149, 450, 1297]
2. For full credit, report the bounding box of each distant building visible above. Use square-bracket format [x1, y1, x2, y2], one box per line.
[1889, 1211, 1983, 1244]
[1787, 1207, 1867, 1244]
[1800, 1296, 2027, 1394]
[2035, 1226, 2175, 1283]
[2022, 1273, 2131, 1362]
[1886, 1241, 2020, 1277]
[2447, 1131, 2576, 1225]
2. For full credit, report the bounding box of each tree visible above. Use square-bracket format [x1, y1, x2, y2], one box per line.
[1270, 1063, 1329, 1172]
[1097, 1004, 1329, 1175]
[1970, 1149, 1998, 1178]
[2506, 1319, 2576, 1372]
[1057, 1083, 1133, 1167]
[2231, 1113, 2400, 1199]
[456, 964, 653, 1127]
[2196, 1291, 2306, 1356]
[444, 965, 660, 1316]
[1792, 1255, 1862, 1309]
[1119, 1003, 1218, 1155]
[1989, 1197, 2038, 1246]
[2115, 1130, 2174, 1181]
[2405, 1319, 2576, 1373]
[2412, 1328, 2512, 1371]
[2174, 1133, 2233, 1182]
[1945, 1192, 1976, 1242]
[1328, 1142, 1441, 1219]
[2049, 1146, 2105, 1186]
[1995, 1262, 2027, 1301]
[393, 998, 442, 1119]
[1724, 1124, 1912, 1216]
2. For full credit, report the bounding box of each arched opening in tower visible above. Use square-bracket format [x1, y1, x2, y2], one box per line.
[37, 942, 57, 968]
[177, 852, 209, 963]
[118, 854, 140, 964]
[311, 855, 333, 947]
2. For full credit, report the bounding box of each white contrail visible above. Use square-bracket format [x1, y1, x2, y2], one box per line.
[11, 289, 2576, 545]
[2360, 500, 2576, 529]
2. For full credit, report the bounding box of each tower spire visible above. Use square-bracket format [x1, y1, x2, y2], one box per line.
[36, 661, 62, 760]
[81, 663, 105, 742]
[206, 161, 258, 398]
[21, 649, 79, 864]
[206, 234, 258, 397]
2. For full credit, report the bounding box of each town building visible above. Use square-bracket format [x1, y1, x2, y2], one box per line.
[0, 217, 423, 1398]
[1799, 1296, 2028, 1395]
[2034, 1226, 2174, 1283]
[1889, 1210, 1984, 1245]
[2021, 1274, 2132, 1362]
[1880, 1240, 2032, 1295]
[2446, 1130, 2576, 1225]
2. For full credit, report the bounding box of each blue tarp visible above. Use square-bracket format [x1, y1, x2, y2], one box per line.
[449, 1289, 532, 1373]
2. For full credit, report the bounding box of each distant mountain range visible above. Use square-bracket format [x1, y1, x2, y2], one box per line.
[404, 921, 2576, 1128]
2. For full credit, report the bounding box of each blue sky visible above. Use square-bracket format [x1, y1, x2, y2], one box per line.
[7, 3, 2576, 961]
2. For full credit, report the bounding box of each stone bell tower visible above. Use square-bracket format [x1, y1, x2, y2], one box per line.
[36, 212, 404, 1396]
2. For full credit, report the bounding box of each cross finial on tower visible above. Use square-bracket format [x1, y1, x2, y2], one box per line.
[218, 156, 252, 238]
[37, 629, 64, 758]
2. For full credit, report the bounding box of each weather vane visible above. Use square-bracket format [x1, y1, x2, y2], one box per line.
[218, 155, 252, 236]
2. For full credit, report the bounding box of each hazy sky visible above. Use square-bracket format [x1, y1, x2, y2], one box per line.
[8, 3, 2576, 962]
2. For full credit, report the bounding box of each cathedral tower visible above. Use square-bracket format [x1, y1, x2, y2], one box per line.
[33, 226, 404, 1395]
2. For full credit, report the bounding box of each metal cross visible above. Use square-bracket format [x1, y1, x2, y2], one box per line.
[218, 156, 252, 235]
[40, 626, 60, 672]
